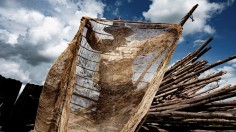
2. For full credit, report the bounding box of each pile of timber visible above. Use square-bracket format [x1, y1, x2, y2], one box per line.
[138, 38, 236, 131]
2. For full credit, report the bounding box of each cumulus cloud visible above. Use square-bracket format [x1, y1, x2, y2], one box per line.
[193, 39, 205, 47]
[0, 0, 105, 84]
[128, 0, 133, 3]
[0, 29, 18, 45]
[143, 0, 234, 37]
[228, 59, 236, 68]
[143, 0, 236, 90]
[0, 58, 31, 83]
[196, 56, 236, 94]
[115, 0, 123, 6]
[219, 66, 236, 86]
[200, 64, 236, 89]
[110, 0, 123, 16]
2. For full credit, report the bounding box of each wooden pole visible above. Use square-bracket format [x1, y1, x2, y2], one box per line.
[179, 4, 199, 26]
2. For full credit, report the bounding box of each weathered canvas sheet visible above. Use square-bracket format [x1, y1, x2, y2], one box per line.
[68, 18, 182, 132]
[34, 17, 182, 132]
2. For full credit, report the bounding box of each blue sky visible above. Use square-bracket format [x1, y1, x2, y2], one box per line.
[0, 0, 235, 85]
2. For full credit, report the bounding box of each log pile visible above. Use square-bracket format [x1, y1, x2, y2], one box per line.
[138, 38, 236, 131]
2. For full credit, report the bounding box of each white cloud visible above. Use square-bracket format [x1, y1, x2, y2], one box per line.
[7, 33, 18, 45]
[197, 62, 236, 96]
[38, 41, 68, 60]
[76, 0, 105, 16]
[0, 8, 45, 36]
[178, 37, 184, 44]
[28, 17, 63, 44]
[201, 65, 236, 88]
[193, 39, 205, 47]
[115, 0, 123, 6]
[0, 29, 18, 45]
[0, 58, 31, 82]
[128, 0, 133, 3]
[227, 59, 236, 68]
[219, 66, 236, 86]
[0, 0, 105, 84]
[142, 0, 236, 91]
[203, 25, 215, 34]
[226, 0, 235, 6]
[112, 8, 119, 16]
[143, 0, 233, 37]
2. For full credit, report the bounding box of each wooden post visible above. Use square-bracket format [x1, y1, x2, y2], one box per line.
[179, 4, 199, 27]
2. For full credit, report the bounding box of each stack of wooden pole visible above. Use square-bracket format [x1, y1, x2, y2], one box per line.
[138, 38, 236, 131]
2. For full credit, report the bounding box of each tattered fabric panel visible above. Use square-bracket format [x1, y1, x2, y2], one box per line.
[68, 18, 182, 132]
